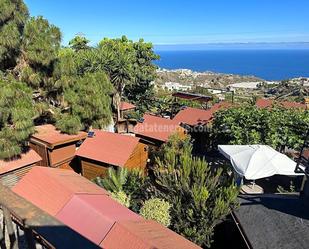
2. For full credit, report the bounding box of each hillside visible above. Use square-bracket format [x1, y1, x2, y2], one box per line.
[155, 68, 263, 89]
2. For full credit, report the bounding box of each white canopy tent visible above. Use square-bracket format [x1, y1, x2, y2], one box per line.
[218, 145, 304, 180]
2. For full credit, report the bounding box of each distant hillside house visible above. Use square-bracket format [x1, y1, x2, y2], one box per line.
[76, 130, 148, 180]
[0, 149, 41, 188]
[119, 101, 136, 118]
[13, 167, 201, 249]
[29, 124, 87, 170]
[256, 98, 307, 109]
[163, 82, 192, 92]
[133, 114, 187, 147]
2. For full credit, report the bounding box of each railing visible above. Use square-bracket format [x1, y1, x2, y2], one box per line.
[0, 184, 100, 249]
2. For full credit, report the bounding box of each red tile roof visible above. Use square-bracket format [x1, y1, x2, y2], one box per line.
[120, 101, 136, 111]
[256, 99, 306, 109]
[31, 124, 87, 148]
[76, 130, 140, 167]
[173, 102, 231, 126]
[0, 149, 41, 175]
[134, 114, 185, 142]
[56, 194, 142, 245]
[101, 220, 201, 249]
[13, 167, 108, 215]
[13, 167, 201, 249]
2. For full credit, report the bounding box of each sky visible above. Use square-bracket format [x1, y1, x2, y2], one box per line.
[25, 0, 309, 48]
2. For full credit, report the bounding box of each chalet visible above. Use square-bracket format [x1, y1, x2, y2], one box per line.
[120, 101, 136, 118]
[256, 98, 307, 109]
[0, 149, 41, 188]
[13, 167, 201, 249]
[172, 102, 231, 152]
[133, 114, 187, 147]
[173, 102, 231, 128]
[29, 124, 87, 170]
[76, 130, 148, 180]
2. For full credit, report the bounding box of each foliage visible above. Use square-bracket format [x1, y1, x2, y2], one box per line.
[21, 16, 61, 67]
[124, 38, 159, 102]
[94, 167, 128, 193]
[69, 35, 90, 52]
[0, 0, 29, 70]
[94, 167, 153, 212]
[153, 134, 239, 247]
[122, 169, 153, 212]
[0, 76, 37, 159]
[55, 113, 82, 135]
[110, 190, 131, 207]
[140, 198, 171, 227]
[16, 16, 61, 92]
[58, 71, 113, 133]
[212, 105, 309, 151]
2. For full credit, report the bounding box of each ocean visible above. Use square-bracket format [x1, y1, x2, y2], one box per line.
[154, 49, 309, 81]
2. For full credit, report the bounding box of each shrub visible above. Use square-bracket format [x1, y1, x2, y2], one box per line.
[153, 134, 239, 247]
[110, 191, 131, 207]
[140, 198, 171, 227]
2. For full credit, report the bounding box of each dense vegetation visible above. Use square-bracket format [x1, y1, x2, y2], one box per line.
[95, 135, 239, 247]
[0, 0, 158, 159]
[212, 105, 309, 151]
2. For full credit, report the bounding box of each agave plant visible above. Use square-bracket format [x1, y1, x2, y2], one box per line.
[93, 167, 128, 193]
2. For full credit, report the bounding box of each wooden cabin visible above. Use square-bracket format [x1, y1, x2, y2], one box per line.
[116, 118, 137, 134]
[76, 130, 148, 180]
[133, 114, 187, 148]
[120, 101, 136, 118]
[172, 102, 231, 153]
[0, 149, 41, 188]
[29, 124, 87, 170]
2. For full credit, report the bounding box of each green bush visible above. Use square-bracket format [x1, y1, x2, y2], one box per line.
[153, 134, 239, 247]
[140, 198, 171, 227]
[110, 191, 131, 207]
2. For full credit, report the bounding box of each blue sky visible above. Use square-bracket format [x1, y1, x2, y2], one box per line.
[25, 0, 309, 47]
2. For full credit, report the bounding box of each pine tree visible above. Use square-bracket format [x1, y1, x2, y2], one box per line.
[15, 16, 61, 91]
[56, 71, 114, 134]
[0, 0, 29, 70]
[0, 75, 37, 159]
[153, 134, 239, 247]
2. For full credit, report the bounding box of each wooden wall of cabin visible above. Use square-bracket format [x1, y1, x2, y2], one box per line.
[29, 142, 49, 166]
[81, 158, 110, 180]
[30, 141, 80, 170]
[124, 142, 148, 171]
[48, 144, 76, 167]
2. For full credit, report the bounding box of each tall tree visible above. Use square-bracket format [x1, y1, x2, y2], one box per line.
[15, 16, 61, 93]
[98, 36, 133, 120]
[0, 0, 29, 70]
[56, 71, 113, 134]
[0, 75, 37, 159]
[124, 38, 159, 103]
